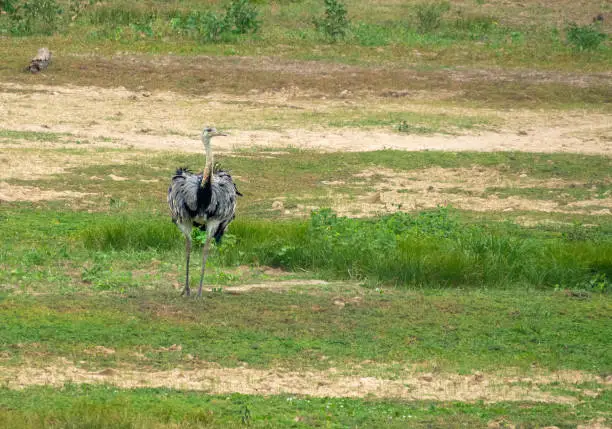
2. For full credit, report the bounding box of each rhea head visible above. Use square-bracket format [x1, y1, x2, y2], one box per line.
[201, 126, 227, 141]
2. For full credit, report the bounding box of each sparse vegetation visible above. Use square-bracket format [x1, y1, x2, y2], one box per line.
[0, 0, 608, 67]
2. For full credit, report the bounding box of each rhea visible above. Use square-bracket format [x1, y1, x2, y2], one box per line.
[168, 126, 241, 297]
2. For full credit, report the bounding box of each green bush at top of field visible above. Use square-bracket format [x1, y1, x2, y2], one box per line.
[3, 0, 261, 39]
[5, 0, 61, 35]
[0, 0, 609, 70]
[313, 0, 349, 41]
[169, 0, 260, 43]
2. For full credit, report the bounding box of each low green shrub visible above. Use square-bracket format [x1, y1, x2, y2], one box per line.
[313, 0, 349, 41]
[565, 22, 607, 51]
[170, 0, 260, 42]
[350, 22, 391, 46]
[415, 1, 450, 34]
[224, 0, 260, 35]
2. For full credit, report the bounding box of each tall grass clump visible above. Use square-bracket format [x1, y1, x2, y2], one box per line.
[414, 1, 450, 33]
[80, 209, 611, 290]
[85, 3, 159, 26]
[451, 13, 497, 41]
[82, 217, 178, 251]
[219, 208, 612, 289]
[7, 0, 61, 35]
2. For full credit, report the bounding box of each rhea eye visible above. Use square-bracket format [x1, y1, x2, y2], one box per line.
[206, 128, 213, 132]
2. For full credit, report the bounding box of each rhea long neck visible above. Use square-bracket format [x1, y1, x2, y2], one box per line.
[201, 134, 214, 187]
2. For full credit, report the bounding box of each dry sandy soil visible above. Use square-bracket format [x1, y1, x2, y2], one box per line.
[2, 359, 608, 405]
[1, 82, 611, 155]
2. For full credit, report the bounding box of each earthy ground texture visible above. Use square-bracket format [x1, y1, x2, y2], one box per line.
[1, 79, 611, 155]
[2, 361, 607, 404]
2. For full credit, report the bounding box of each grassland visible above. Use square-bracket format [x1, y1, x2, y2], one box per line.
[1, 0, 611, 427]
[1, 144, 611, 426]
[1, 385, 611, 428]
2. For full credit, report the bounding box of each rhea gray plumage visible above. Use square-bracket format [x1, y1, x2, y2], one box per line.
[168, 126, 241, 297]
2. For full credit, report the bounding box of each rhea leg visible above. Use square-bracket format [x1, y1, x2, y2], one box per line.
[182, 236, 192, 296]
[196, 234, 214, 297]
[177, 223, 193, 297]
[197, 222, 218, 297]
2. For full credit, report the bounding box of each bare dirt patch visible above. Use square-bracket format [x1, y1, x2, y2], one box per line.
[331, 167, 612, 216]
[0, 182, 93, 203]
[84, 346, 116, 356]
[578, 418, 611, 429]
[355, 166, 588, 190]
[203, 279, 329, 294]
[4, 361, 608, 404]
[0, 148, 140, 181]
[1, 82, 611, 155]
[0, 151, 88, 181]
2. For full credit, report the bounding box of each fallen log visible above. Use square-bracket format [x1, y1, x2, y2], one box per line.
[27, 48, 52, 73]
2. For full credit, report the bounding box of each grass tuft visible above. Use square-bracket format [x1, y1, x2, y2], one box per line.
[82, 217, 179, 251]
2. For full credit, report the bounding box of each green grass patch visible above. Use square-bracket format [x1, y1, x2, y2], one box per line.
[1, 0, 609, 71]
[0, 385, 609, 428]
[0, 285, 610, 372]
[0, 129, 62, 142]
[82, 216, 179, 251]
[2, 203, 612, 292]
[485, 184, 612, 204]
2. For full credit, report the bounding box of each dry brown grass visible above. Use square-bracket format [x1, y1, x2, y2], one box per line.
[3, 360, 607, 404]
[1, 53, 610, 108]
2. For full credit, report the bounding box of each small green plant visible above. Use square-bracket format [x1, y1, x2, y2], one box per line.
[241, 405, 252, 425]
[565, 22, 607, 51]
[81, 263, 103, 284]
[415, 1, 450, 33]
[171, 11, 228, 42]
[224, 0, 260, 35]
[193, 228, 208, 246]
[314, 0, 349, 41]
[68, 0, 99, 21]
[1, 0, 17, 13]
[583, 273, 609, 293]
[397, 121, 434, 134]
